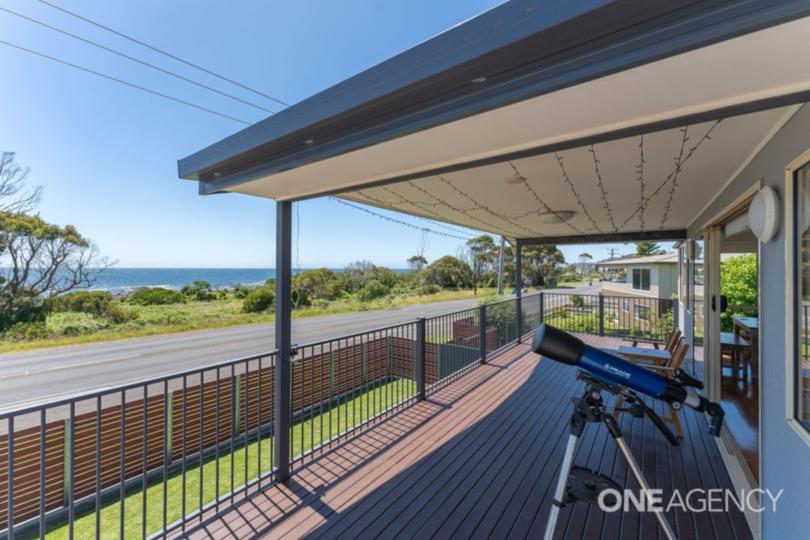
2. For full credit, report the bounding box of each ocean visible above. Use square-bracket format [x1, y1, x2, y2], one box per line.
[85, 268, 407, 293]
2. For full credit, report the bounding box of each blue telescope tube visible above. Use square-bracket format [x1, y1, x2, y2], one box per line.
[532, 324, 702, 409]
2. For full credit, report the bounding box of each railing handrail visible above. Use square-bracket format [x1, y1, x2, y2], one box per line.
[0, 294, 537, 418]
[0, 290, 670, 417]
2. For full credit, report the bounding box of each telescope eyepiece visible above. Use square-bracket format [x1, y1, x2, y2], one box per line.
[531, 324, 584, 366]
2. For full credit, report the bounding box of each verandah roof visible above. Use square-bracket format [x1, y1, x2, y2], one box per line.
[178, 1, 810, 243]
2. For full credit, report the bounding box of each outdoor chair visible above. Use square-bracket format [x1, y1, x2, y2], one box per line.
[613, 338, 690, 438]
[615, 328, 681, 366]
[623, 327, 681, 351]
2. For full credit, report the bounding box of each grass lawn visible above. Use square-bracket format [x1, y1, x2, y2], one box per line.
[36, 379, 415, 540]
[0, 288, 497, 354]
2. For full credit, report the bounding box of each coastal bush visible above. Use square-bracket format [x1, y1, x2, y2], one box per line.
[423, 256, 473, 289]
[47, 312, 110, 336]
[292, 287, 311, 308]
[418, 284, 441, 295]
[127, 287, 186, 306]
[51, 291, 113, 316]
[181, 280, 216, 301]
[232, 284, 252, 299]
[3, 321, 50, 341]
[243, 286, 275, 312]
[357, 280, 390, 301]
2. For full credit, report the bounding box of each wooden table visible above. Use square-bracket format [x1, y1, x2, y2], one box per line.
[732, 316, 758, 379]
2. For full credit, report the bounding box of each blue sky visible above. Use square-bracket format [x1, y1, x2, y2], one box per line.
[0, 0, 673, 268]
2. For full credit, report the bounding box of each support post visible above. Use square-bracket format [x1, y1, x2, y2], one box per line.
[515, 240, 523, 342]
[598, 294, 605, 337]
[416, 318, 426, 400]
[274, 201, 292, 482]
[479, 304, 487, 364]
[539, 292, 545, 324]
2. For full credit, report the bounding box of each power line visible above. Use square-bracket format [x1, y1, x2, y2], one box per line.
[0, 38, 251, 125]
[39, 0, 290, 108]
[0, 6, 275, 114]
[330, 197, 475, 241]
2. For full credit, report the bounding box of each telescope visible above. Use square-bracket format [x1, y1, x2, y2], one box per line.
[532, 324, 725, 540]
[532, 323, 724, 435]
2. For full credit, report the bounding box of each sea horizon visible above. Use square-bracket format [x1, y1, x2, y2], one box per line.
[82, 267, 409, 292]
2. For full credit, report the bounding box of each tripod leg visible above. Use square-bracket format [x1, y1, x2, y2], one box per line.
[604, 416, 677, 540]
[544, 412, 586, 540]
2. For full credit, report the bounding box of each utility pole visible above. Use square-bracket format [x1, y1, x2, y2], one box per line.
[607, 247, 619, 260]
[497, 236, 505, 295]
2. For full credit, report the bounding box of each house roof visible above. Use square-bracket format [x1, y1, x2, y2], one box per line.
[597, 253, 678, 267]
[178, 1, 810, 244]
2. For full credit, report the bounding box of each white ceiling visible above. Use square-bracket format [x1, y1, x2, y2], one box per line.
[222, 17, 810, 205]
[341, 106, 796, 239]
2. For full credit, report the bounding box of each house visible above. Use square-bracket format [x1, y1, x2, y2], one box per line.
[175, 2, 810, 538]
[597, 253, 679, 301]
[6, 2, 810, 539]
[597, 253, 679, 332]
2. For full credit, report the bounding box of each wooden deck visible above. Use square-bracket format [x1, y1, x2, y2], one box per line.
[182, 336, 751, 540]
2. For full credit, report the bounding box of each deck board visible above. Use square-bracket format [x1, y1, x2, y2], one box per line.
[183, 336, 751, 540]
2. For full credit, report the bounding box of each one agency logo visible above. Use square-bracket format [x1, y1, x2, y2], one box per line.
[597, 488, 783, 513]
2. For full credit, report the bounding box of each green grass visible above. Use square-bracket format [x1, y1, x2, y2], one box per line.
[37, 379, 415, 540]
[0, 288, 497, 354]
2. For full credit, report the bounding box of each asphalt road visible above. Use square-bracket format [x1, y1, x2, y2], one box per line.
[0, 285, 601, 409]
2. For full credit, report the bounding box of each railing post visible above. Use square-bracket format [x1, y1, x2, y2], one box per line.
[479, 304, 487, 364]
[275, 200, 292, 482]
[539, 292, 545, 324]
[598, 294, 605, 336]
[515, 240, 523, 343]
[416, 318, 426, 400]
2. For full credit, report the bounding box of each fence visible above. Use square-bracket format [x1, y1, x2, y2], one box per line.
[0, 291, 672, 539]
[543, 292, 675, 341]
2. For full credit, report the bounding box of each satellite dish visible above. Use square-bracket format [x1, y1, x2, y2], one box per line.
[748, 186, 780, 242]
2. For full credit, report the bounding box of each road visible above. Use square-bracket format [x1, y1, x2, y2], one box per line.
[0, 285, 601, 408]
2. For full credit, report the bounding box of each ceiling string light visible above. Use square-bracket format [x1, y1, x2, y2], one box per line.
[407, 179, 523, 236]
[433, 176, 544, 236]
[636, 135, 647, 230]
[553, 152, 601, 232]
[330, 197, 474, 240]
[588, 144, 618, 232]
[618, 119, 722, 230]
[356, 189, 475, 236]
[659, 127, 689, 228]
[508, 162, 585, 234]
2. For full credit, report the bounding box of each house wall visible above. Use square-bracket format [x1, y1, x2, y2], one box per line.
[687, 104, 810, 537]
[601, 264, 676, 299]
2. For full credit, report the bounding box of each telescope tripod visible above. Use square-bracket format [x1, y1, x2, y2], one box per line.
[544, 375, 677, 540]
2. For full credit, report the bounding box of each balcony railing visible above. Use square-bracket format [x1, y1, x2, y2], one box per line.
[0, 291, 675, 539]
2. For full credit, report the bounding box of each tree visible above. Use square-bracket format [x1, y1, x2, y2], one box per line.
[578, 252, 593, 276]
[466, 235, 497, 295]
[634, 241, 664, 256]
[720, 254, 757, 331]
[0, 153, 108, 327]
[407, 255, 428, 272]
[422, 256, 473, 289]
[521, 245, 565, 287]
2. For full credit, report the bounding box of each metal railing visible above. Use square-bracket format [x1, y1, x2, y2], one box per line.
[0, 290, 672, 539]
[543, 292, 675, 341]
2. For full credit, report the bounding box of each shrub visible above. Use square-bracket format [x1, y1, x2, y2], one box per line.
[357, 280, 391, 302]
[46, 312, 110, 336]
[3, 321, 50, 341]
[126, 287, 186, 306]
[52, 291, 113, 316]
[422, 256, 473, 289]
[105, 302, 139, 323]
[181, 280, 216, 301]
[418, 284, 441, 295]
[570, 294, 585, 308]
[242, 286, 275, 312]
[232, 284, 252, 299]
[292, 286, 311, 308]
